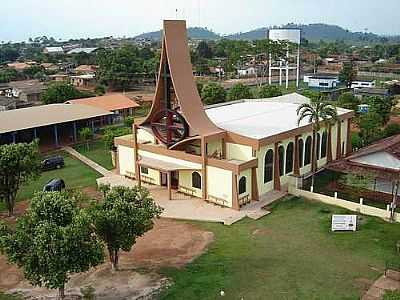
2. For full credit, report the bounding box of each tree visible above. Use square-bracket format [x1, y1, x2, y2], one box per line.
[197, 41, 213, 59]
[383, 123, 400, 138]
[96, 45, 145, 90]
[337, 92, 359, 111]
[201, 82, 226, 105]
[258, 85, 282, 98]
[0, 192, 104, 299]
[102, 126, 132, 151]
[339, 61, 357, 88]
[41, 82, 93, 104]
[94, 84, 106, 96]
[0, 68, 18, 83]
[227, 83, 253, 101]
[358, 111, 384, 146]
[297, 96, 338, 180]
[88, 185, 162, 271]
[0, 141, 41, 216]
[124, 116, 135, 128]
[79, 127, 93, 151]
[367, 96, 394, 124]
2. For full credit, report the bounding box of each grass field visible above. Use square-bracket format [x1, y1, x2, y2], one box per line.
[159, 197, 400, 300]
[74, 140, 114, 170]
[0, 151, 101, 212]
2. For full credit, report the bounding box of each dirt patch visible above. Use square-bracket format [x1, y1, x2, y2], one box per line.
[0, 200, 30, 227]
[252, 228, 273, 237]
[1, 219, 214, 299]
[81, 186, 103, 202]
[354, 278, 374, 294]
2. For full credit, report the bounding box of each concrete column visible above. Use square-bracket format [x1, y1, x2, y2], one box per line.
[201, 137, 207, 200]
[91, 120, 95, 134]
[33, 128, 37, 140]
[296, 45, 300, 88]
[273, 142, 281, 191]
[327, 124, 333, 162]
[167, 171, 172, 200]
[12, 132, 16, 144]
[54, 125, 59, 147]
[73, 122, 77, 143]
[232, 173, 240, 210]
[336, 121, 342, 160]
[286, 66, 289, 89]
[268, 53, 272, 85]
[293, 135, 300, 176]
[279, 61, 283, 86]
[133, 124, 141, 188]
[346, 118, 352, 156]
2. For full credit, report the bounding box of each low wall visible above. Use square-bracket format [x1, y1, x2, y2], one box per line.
[288, 185, 400, 223]
[358, 71, 400, 80]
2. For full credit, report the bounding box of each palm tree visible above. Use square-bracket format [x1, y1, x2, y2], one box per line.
[297, 95, 338, 188]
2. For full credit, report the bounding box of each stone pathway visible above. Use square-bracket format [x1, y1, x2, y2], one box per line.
[63, 146, 112, 177]
[363, 270, 400, 300]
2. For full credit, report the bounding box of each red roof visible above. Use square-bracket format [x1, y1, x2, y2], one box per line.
[65, 94, 140, 112]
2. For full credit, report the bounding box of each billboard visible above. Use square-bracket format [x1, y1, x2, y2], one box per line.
[269, 29, 301, 44]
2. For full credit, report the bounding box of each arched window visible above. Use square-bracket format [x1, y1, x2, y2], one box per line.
[285, 142, 294, 174]
[298, 139, 304, 168]
[316, 133, 321, 160]
[239, 176, 246, 194]
[321, 131, 328, 158]
[192, 172, 201, 189]
[304, 136, 312, 166]
[278, 145, 285, 176]
[264, 149, 274, 183]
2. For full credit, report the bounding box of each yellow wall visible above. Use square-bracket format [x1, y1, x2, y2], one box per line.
[118, 145, 135, 177]
[178, 170, 203, 198]
[138, 150, 202, 170]
[207, 166, 233, 207]
[226, 143, 253, 161]
[141, 167, 161, 185]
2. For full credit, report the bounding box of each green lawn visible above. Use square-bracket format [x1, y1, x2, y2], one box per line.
[74, 140, 114, 170]
[159, 197, 400, 300]
[0, 151, 101, 212]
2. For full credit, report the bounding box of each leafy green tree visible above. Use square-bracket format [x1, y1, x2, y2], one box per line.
[201, 82, 226, 105]
[0, 192, 104, 299]
[41, 82, 92, 104]
[88, 185, 162, 271]
[297, 96, 338, 177]
[0, 68, 18, 83]
[0, 141, 41, 216]
[124, 116, 135, 128]
[258, 85, 282, 98]
[102, 126, 132, 151]
[358, 111, 384, 146]
[367, 96, 394, 124]
[94, 84, 106, 96]
[96, 45, 144, 89]
[383, 123, 400, 138]
[337, 92, 359, 111]
[227, 83, 253, 101]
[79, 127, 93, 151]
[23, 65, 45, 79]
[339, 61, 357, 88]
[197, 41, 213, 59]
[351, 132, 363, 149]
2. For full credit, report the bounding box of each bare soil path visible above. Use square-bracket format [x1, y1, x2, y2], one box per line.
[0, 219, 214, 300]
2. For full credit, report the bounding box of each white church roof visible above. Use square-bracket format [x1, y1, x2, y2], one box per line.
[205, 93, 351, 140]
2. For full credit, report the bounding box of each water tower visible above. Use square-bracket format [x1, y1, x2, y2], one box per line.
[268, 29, 301, 89]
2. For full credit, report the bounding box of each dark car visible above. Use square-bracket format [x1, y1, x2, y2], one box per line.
[43, 178, 66, 192]
[41, 156, 65, 171]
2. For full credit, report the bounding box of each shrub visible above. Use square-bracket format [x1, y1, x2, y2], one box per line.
[383, 123, 400, 138]
[258, 85, 282, 98]
[227, 83, 253, 101]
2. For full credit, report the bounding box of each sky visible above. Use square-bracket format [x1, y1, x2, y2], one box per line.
[1, 0, 399, 42]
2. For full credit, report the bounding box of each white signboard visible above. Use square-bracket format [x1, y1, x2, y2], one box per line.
[269, 29, 301, 44]
[331, 215, 357, 232]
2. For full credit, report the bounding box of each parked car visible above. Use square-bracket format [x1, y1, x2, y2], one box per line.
[43, 178, 66, 192]
[41, 156, 65, 171]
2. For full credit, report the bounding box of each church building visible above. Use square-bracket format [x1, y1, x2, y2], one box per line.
[115, 20, 354, 210]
